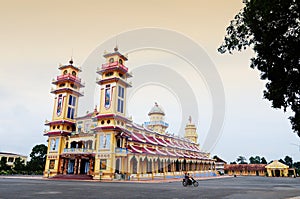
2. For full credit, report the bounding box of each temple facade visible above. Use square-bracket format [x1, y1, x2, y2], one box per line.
[43, 47, 216, 180]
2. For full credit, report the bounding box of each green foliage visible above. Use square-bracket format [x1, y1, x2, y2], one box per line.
[237, 156, 247, 164]
[249, 156, 267, 164]
[261, 157, 267, 164]
[13, 157, 26, 174]
[219, 0, 300, 136]
[0, 157, 10, 171]
[27, 144, 47, 174]
[284, 155, 293, 167]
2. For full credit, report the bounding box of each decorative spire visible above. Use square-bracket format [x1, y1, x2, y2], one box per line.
[114, 45, 118, 52]
[69, 58, 73, 65]
[189, 116, 192, 124]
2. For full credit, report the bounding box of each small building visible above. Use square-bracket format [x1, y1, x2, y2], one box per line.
[214, 156, 226, 175]
[265, 160, 290, 177]
[0, 152, 27, 167]
[224, 164, 266, 176]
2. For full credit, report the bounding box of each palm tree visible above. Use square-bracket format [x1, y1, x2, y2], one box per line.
[237, 156, 247, 164]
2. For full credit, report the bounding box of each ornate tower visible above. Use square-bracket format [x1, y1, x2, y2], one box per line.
[93, 47, 132, 180]
[144, 102, 169, 134]
[184, 116, 198, 143]
[44, 59, 84, 177]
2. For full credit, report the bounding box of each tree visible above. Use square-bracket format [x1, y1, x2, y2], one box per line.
[218, 0, 300, 136]
[0, 157, 10, 171]
[249, 156, 261, 164]
[284, 155, 293, 167]
[27, 144, 47, 174]
[13, 157, 26, 174]
[261, 157, 267, 164]
[237, 156, 247, 164]
[279, 159, 285, 164]
[249, 156, 256, 164]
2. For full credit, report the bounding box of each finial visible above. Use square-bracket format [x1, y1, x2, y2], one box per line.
[188, 116, 192, 124]
[114, 45, 118, 52]
[69, 58, 73, 65]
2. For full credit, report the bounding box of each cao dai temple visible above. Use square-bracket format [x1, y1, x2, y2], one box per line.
[43, 47, 216, 180]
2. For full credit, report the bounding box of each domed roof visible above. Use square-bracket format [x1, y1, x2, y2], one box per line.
[148, 102, 165, 116]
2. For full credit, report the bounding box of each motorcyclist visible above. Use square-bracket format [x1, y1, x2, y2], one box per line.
[184, 173, 192, 184]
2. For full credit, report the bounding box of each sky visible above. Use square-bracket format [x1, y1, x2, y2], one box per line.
[0, 0, 299, 163]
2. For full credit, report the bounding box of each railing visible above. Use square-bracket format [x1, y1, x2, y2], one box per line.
[115, 147, 128, 154]
[56, 74, 81, 82]
[144, 121, 169, 127]
[63, 148, 94, 153]
[101, 61, 128, 72]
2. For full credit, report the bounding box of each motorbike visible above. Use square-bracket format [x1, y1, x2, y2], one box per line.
[182, 177, 199, 187]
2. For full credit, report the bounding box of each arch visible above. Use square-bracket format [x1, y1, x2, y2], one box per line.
[175, 159, 180, 172]
[139, 157, 144, 174]
[130, 156, 138, 174]
[116, 137, 122, 148]
[147, 159, 152, 174]
[189, 160, 193, 171]
[183, 159, 187, 171]
[115, 158, 120, 174]
[167, 159, 171, 172]
[70, 141, 76, 148]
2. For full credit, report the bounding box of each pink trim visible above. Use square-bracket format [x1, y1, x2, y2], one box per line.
[144, 147, 156, 155]
[174, 150, 184, 157]
[131, 132, 146, 143]
[156, 148, 167, 156]
[130, 145, 143, 153]
[143, 134, 157, 145]
[153, 136, 167, 146]
[166, 149, 176, 156]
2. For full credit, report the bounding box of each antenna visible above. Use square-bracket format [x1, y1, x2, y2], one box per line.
[71, 48, 74, 60]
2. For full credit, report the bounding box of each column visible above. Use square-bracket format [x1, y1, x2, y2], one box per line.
[78, 159, 82, 174]
[63, 159, 68, 175]
[74, 158, 78, 174]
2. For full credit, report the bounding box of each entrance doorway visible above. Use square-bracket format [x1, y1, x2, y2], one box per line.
[275, 169, 281, 177]
[68, 159, 75, 174]
[80, 159, 90, 174]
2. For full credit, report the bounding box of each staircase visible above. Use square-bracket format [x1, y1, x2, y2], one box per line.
[51, 174, 93, 180]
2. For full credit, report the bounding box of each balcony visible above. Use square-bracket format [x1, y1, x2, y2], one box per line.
[55, 74, 82, 83]
[63, 148, 95, 154]
[115, 147, 128, 156]
[101, 61, 128, 72]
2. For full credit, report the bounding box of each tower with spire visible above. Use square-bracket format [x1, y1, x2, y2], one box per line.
[44, 59, 84, 177]
[184, 116, 198, 143]
[93, 46, 132, 180]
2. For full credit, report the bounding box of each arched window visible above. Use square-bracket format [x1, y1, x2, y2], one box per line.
[131, 157, 138, 174]
[116, 137, 122, 148]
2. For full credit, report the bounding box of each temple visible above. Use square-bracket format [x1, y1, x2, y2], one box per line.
[43, 47, 216, 180]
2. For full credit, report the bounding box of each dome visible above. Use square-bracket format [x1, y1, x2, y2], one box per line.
[148, 102, 165, 116]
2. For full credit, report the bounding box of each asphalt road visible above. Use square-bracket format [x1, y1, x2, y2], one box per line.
[0, 176, 300, 199]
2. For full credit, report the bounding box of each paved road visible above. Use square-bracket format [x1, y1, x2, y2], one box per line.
[0, 176, 300, 199]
